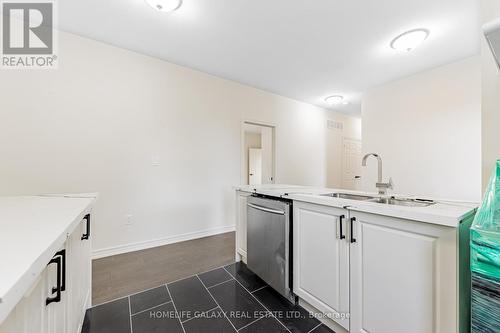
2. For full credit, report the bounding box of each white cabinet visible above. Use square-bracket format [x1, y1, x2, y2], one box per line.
[46, 249, 68, 333]
[65, 217, 92, 333]
[234, 193, 468, 333]
[293, 202, 463, 333]
[293, 202, 350, 330]
[0, 270, 50, 333]
[349, 211, 457, 333]
[236, 191, 250, 263]
[0, 215, 92, 333]
[0, 251, 67, 333]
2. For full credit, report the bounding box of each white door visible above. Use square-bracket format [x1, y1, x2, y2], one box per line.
[349, 211, 457, 333]
[342, 138, 362, 190]
[248, 148, 262, 185]
[293, 202, 350, 330]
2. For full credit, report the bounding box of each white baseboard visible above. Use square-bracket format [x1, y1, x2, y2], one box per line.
[92, 225, 235, 259]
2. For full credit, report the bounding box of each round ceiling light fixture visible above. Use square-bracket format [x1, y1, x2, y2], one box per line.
[145, 0, 182, 12]
[325, 95, 345, 105]
[390, 28, 429, 52]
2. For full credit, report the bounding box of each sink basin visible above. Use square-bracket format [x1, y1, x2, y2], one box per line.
[320, 192, 436, 207]
[368, 197, 435, 207]
[320, 193, 377, 201]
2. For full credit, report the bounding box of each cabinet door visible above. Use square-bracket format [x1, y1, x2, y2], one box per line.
[0, 269, 50, 333]
[349, 211, 457, 333]
[46, 248, 67, 333]
[293, 202, 350, 330]
[66, 218, 92, 333]
[23, 270, 50, 333]
[236, 192, 250, 262]
[0, 247, 71, 333]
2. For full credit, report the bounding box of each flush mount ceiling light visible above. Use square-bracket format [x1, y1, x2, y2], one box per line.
[145, 0, 182, 12]
[325, 95, 346, 106]
[390, 29, 430, 52]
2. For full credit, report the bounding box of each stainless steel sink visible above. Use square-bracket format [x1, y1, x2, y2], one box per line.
[368, 197, 435, 207]
[320, 193, 377, 201]
[320, 192, 435, 207]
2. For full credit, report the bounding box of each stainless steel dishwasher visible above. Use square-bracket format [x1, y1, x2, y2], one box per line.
[247, 195, 294, 302]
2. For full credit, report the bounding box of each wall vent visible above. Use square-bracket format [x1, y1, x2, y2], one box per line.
[327, 119, 344, 130]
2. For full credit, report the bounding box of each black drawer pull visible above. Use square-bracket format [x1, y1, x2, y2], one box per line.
[51, 250, 66, 293]
[81, 214, 91, 240]
[46, 255, 62, 305]
[350, 217, 357, 243]
[339, 215, 346, 239]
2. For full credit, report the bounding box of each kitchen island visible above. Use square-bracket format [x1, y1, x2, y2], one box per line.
[0, 194, 96, 333]
[235, 184, 476, 333]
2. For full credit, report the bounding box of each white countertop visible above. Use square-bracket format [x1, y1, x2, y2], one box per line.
[236, 185, 477, 227]
[0, 194, 97, 324]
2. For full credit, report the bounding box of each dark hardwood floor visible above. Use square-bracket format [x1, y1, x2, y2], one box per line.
[92, 232, 235, 305]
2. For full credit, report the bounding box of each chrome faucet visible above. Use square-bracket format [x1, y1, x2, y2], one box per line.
[362, 153, 393, 196]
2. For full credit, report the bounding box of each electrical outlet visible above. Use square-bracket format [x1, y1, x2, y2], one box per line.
[125, 214, 133, 226]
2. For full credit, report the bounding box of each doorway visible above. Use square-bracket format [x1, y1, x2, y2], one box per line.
[241, 122, 276, 185]
[342, 138, 362, 190]
[248, 148, 262, 185]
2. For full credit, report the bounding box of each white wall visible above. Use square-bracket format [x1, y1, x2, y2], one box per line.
[362, 56, 482, 202]
[0, 31, 360, 255]
[481, 0, 500, 190]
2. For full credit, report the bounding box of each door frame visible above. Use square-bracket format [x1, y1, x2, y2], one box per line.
[240, 120, 277, 185]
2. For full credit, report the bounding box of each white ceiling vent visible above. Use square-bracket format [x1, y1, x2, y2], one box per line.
[483, 17, 500, 69]
[327, 119, 344, 131]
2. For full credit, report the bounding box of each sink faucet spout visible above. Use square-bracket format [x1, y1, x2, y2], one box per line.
[361, 153, 393, 195]
[362, 153, 382, 183]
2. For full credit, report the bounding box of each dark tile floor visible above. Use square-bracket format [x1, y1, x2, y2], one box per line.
[82, 262, 335, 333]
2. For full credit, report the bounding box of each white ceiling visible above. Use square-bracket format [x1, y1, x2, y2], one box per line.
[57, 0, 480, 116]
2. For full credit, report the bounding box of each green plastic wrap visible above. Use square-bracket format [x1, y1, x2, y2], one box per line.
[471, 160, 500, 333]
[471, 160, 500, 279]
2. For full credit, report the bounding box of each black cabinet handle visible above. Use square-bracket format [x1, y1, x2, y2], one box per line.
[339, 215, 346, 239]
[51, 250, 66, 293]
[350, 217, 357, 243]
[81, 214, 91, 240]
[46, 255, 62, 305]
